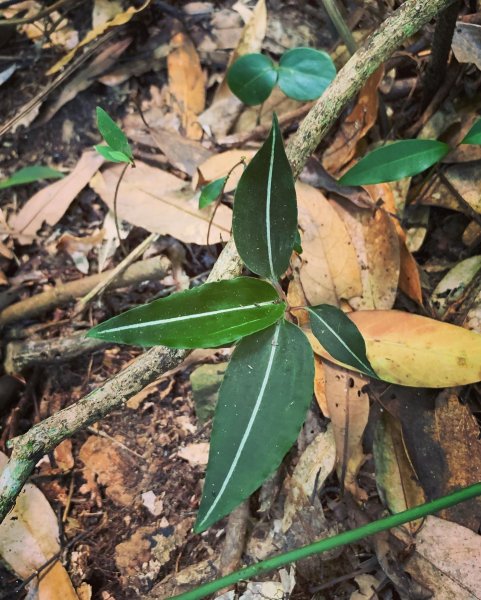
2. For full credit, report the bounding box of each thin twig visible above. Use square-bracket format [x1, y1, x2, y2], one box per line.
[0, 0, 72, 26]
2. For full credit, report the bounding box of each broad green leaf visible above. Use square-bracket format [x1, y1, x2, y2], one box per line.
[308, 305, 377, 378]
[462, 119, 481, 145]
[96, 106, 133, 162]
[87, 277, 285, 348]
[199, 177, 226, 209]
[94, 145, 131, 164]
[0, 166, 64, 190]
[233, 113, 297, 280]
[227, 53, 278, 106]
[195, 319, 314, 531]
[278, 47, 336, 101]
[338, 140, 450, 186]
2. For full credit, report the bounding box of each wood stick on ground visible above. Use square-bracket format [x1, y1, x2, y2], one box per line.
[0, 255, 170, 327]
[0, 0, 458, 525]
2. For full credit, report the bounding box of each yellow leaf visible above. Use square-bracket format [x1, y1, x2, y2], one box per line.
[47, 0, 151, 75]
[310, 310, 481, 387]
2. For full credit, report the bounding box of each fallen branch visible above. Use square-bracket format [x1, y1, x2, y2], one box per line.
[0, 0, 457, 525]
[0, 255, 170, 327]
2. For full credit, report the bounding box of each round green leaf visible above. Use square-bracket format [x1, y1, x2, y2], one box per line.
[227, 53, 278, 106]
[87, 277, 285, 349]
[195, 320, 314, 531]
[338, 139, 451, 186]
[462, 119, 481, 145]
[277, 47, 336, 101]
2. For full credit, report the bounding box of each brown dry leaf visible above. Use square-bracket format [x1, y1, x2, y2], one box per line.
[313, 355, 329, 417]
[9, 151, 104, 244]
[322, 68, 383, 174]
[199, 0, 266, 138]
[53, 439, 75, 472]
[177, 442, 209, 466]
[296, 183, 363, 307]
[79, 436, 140, 507]
[57, 229, 105, 274]
[47, 0, 151, 75]
[403, 516, 481, 599]
[323, 364, 370, 500]
[149, 557, 220, 599]
[167, 31, 206, 140]
[365, 183, 422, 304]
[40, 38, 132, 124]
[373, 411, 425, 533]
[332, 200, 400, 310]
[0, 453, 78, 599]
[90, 161, 232, 245]
[311, 310, 481, 388]
[286, 254, 309, 327]
[194, 149, 255, 192]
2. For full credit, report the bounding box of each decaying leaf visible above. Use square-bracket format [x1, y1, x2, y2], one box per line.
[332, 200, 400, 310]
[311, 310, 481, 387]
[90, 161, 232, 245]
[322, 364, 370, 500]
[0, 453, 78, 599]
[167, 31, 206, 140]
[296, 183, 362, 307]
[431, 255, 481, 317]
[452, 22, 481, 70]
[322, 68, 383, 174]
[403, 516, 481, 599]
[9, 151, 104, 244]
[373, 411, 425, 533]
[57, 229, 105, 274]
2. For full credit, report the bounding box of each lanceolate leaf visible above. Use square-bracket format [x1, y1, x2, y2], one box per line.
[195, 320, 314, 531]
[199, 176, 226, 209]
[338, 140, 450, 186]
[233, 114, 297, 280]
[96, 106, 133, 163]
[0, 166, 64, 190]
[308, 305, 377, 378]
[227, 53, 278, 105]
[462, 119, 481, 145]
[278, 47, 336, 101]
[87, 277, 285, 348]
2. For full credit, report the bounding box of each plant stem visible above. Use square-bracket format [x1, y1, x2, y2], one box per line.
[170, 482, 481, 600]
[113, 162, 130, 256]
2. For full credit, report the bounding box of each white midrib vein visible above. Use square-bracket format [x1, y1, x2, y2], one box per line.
[266, 123, 276, 281]
[198, 322, 281, 528]
[99, 300, 276, 333]
[309, 309, 373, 374]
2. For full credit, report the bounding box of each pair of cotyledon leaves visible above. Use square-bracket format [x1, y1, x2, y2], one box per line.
[226, 47, 337, 106]
[89, 113, 376, 531]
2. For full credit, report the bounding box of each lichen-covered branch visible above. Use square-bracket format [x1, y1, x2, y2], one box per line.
[0, 0, 457, 524]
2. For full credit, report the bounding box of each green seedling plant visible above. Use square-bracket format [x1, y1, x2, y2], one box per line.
[227, 47, 336, 105]
[88, 113, 377, 532]
[0, 165, 64, 190]
[94, 107, 135, 251]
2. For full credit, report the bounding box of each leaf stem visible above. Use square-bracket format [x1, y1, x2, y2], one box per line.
[113, 162, 130, 256]
[170, 482, 481, 600]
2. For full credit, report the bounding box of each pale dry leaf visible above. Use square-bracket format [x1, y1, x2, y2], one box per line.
[313, 355, 329, 417]
[90, 161, 232, 245]
[177, 442, 209, 466]
[141, 491, 164, 517]
[332, 200, 400, 310]
[452, 22, 481, 70]
[92, 0, 123, 27]
[0, 452, 78, 599]
[404, 516, 481, 599]
[97, 210, 131, 273]
[194, 149, 255, 192]
[57, 229, 105, 275]
[296, 183, 362, 307]
[323, 363, 370, 500]
[167, 31, 206, 140]
[9, 151, 104, 244]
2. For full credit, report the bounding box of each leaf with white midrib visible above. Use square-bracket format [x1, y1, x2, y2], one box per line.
[195, 319, 314, 531]
[308, 305, 377, 378]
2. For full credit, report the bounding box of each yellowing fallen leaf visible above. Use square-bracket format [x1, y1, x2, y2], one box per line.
[311, 310, 481, 387]
[47, 0, 151, 75]
[297, 183, 362, 306]
[0, 452, 78, 599]
[90, 161, 232, 245]
[9, 151, 104, 244]
[167, 31, 206, 140]
[332, 200, 400, 310]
